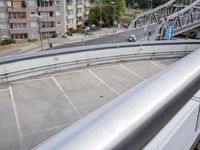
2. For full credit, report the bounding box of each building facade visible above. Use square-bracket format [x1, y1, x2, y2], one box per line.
[0, 0, 90, 41]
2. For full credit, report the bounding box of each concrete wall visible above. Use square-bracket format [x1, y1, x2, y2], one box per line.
[0, 42, 200, 82]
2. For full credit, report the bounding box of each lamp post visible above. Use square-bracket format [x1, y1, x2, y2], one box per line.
[45, 0, 50, 47]
[100, 0, 102, 36]
[35, 14, 43, 50]
[148, 0, 152, 9]
[111, 1, 116, 43]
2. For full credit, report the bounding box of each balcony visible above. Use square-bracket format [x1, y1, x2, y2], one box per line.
[77, 12, 82, 17]
[67, 14, 74, 19]
[7, 7, 26, 12]
[8, 18, 27, 23]
[39, 17, 55, 22]
[77, 4, 82, 8]
[85, 2, 90, 7]
[67, 23, 76, 29]
[85, 10, 89, 15]
[38, 6, 55, 12]
[9, 28, 28, 34]
[39, 27, 56, 32]
[77, 21, 82, 26]
[67, 5, 74, 10]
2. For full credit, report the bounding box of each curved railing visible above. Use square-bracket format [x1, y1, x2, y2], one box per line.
[0, 40, 200, 83]
[35, 50, 200, 150]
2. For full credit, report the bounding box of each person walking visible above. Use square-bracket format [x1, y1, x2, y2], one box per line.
[144, 25, 151, 41]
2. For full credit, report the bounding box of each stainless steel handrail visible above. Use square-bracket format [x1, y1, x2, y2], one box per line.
[35, 50, 200, 150]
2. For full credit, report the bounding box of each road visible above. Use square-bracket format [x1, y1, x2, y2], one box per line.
[53, 25, 157, 49]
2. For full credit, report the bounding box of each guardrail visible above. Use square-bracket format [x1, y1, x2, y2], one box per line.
[0, 40, 200, 83]
[35, 50, 200, 150]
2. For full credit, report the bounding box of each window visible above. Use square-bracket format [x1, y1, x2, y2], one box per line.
[29, 1, 35, 6]
[68, 19, 73, 24]
[30, 12, 36, 17]
[56, 20, 61, 25]
[10, 23, 26, 29]
[0, 13, 6, 18]
[31, 34, 37, 38]
[31, 22, 37, 28]
[67, 10, 73, 15]
[0, 2, 4, 7]
[2, 36, 8, 40]
[7, 1, 11, 7]
[11, 34, 28, 39]
[55, 0, 60, 5]
[56, 11, 60, 16]
[1, 25, 7, 29]
[9, 12, 26, 18]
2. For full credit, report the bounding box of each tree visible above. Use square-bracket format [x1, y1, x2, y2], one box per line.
[88, 0, 127, 27]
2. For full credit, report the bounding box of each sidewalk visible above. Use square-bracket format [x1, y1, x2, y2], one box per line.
[0, 28, 127, 57]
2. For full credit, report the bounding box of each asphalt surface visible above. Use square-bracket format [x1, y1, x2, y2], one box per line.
[0, 59, 177, 150]
[54, 25, 157, 49]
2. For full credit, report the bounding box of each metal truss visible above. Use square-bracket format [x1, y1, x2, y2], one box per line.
[130, 0, 196, 28]
[168, 0, 200, 35]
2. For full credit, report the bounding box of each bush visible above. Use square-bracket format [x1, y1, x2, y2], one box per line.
[28, 38, 38, 42]
[2, 39, 16, 45]
[72, 28, 81, 33]
[51, 33, 58, 38]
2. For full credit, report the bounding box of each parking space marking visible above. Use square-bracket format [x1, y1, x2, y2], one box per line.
[22, 122, 71, 137]
[120, 64, 146, 81]
[9, 86, 23, 149]
[0, 88, 9, 92]
[11, 77, 51, 85]
[51, 75, 82, 118]
[88, 69, 119, 95]
[149, 61, 165, 69]
[90, 64, 119, 71]
[53, 69, 87, 76]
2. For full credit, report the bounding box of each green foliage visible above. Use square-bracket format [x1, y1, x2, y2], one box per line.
[2, 39, 16, 45]
[51, 33, 58, 38]
[89, 0, 127, 27]
[72, 28, 81, 33]
[125, 0, 168, 9]
[28, 38, 38, 42]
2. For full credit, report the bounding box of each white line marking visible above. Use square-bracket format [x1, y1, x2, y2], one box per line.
[90, 64, 119, 70]
[53, 64, 119, 76]
[11, 77, 51, 85]
[9, 86, 23, 150]
[149, 61, 165, 69]
[52, 69, 87, 76]
[22, 122, 71, 137]
[51, 75, 82, 118]
[0, 88, 9, 92]
[88, 69, 119, 95]
[120, 65, 146, 81]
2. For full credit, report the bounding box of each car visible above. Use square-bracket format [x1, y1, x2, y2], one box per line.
[128, 34, 136, 42]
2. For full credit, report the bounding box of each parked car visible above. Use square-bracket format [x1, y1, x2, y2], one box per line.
[128, 34, 136, 42]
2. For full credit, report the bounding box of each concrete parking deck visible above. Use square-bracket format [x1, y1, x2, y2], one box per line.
[0, 59, 177, 150]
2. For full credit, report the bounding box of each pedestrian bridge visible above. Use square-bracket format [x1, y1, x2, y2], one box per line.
[130, 0, 200, 37]
[0, 41, 199, 150]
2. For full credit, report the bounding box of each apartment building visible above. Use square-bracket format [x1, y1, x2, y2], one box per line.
[0, 0, 90, 41]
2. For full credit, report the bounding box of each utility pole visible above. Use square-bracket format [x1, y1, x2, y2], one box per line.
[100, 0, 102, 36]
[111, 1, 116, 43]
[45, 0, 50, 47]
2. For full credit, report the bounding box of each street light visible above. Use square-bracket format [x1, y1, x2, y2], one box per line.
[148, 0, 152, 9]
[100, 0, 103, 36]
[44, 0, 50, 47]
[111, 1, 116, 43]
[34, 14, 43, 51]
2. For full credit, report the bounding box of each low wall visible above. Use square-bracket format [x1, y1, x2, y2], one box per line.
[0, 40, 200, 83]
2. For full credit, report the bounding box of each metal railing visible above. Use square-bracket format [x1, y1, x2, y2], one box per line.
[35, 50, 200, 150]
